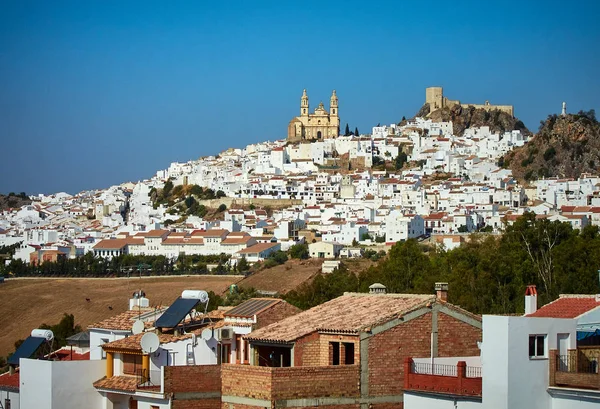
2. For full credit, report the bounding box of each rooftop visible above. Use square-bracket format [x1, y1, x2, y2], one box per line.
[246, 292, 437, 343]
[527, 294, 600, 318]
[225, 298, 282, 318]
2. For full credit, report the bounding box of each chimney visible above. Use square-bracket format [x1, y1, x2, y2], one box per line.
[525, 285, 537, 315]
[369, 283, 387, 294]
[435, 282, 448, 302]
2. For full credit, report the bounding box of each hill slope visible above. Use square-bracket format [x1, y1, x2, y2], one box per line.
[505, 110, 600, 181]
[413, 103, 530, 137]
[0, 193, 31, 211]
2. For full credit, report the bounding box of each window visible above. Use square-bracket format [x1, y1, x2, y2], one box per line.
[529, 335, 546, 358]
[344, 342, 355, 364]
[330, 342, 340, 365]
[101, 338, 109, 359]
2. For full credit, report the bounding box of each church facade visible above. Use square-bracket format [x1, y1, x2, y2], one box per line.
[287, 89, 340, 142]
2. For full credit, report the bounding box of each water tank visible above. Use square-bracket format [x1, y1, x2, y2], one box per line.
[181, 290, 209, 303]
[31, 329, 54, 341]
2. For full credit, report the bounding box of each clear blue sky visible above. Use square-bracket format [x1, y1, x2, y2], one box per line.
[1, 1, 599, 194]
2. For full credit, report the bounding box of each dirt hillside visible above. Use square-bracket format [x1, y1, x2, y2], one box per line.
[0, 275, 239, 357]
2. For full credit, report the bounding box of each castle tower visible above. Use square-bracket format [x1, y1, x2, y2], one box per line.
[330, 90, 338, 117]
[561, 102, 567, 116]
[301, 89, 309, 117]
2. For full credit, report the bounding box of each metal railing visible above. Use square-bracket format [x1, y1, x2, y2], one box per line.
[411, 362, 457, 377]
[411, 361, 482, 378]
[136, 369, 162, 388]
[557, 355, 599, 374]
[466, 365, 482, 378]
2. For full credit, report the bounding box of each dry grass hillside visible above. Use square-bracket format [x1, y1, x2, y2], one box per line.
[0, 275, 238, 357]
[237, 258, 376, 294]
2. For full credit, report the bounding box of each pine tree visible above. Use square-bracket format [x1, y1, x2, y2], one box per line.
[344, 123, 350, 136]
[354, 127, 359, 136]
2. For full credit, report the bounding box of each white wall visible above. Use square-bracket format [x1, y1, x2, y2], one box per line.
[405, 392, 481, 409]
[0, 389, 20, 409]
[20, 359, 105, 409]
[90, 329, 129, 360]
[481, 315, 576, 409]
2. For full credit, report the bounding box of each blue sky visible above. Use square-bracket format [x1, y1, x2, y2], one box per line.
[1, 0, 599, 194]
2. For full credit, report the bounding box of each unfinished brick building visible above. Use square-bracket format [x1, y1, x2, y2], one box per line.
[194, 282, 482, 409]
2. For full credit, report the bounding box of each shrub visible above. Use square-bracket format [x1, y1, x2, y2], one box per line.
[289, 243, 309, 260]
[218, 204, 227, 212]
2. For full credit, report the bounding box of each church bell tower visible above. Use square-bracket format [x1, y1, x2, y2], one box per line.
[330, 90, 338, 117]
[301, 89, 309, 117]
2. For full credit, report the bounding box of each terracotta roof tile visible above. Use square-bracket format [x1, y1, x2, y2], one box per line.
[88, 309, 157, 331]
[94, 376, 138, 392]
[246, 293, 436, 343]
[0, 370, 19, 392]
[527, 295, 600, 318]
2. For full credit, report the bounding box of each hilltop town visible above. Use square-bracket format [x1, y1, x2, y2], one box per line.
[1, 88, 600, 409]
[1, 88, 598, 269]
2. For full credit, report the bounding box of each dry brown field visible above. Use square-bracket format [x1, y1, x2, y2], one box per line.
[0, 275, 239, 357]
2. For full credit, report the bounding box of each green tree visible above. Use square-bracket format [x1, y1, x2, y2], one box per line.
[190, 185, 203, 196]
[163, 180, 174, 196]
[237, 256, 250, 273]
[216, 190, 226, 198]
[289, 243, 309, 260]
[344, 123, 351, 136]
[218, 204, 227, 212]
[395, 152, 408, 170]
[354, 127, 359, 136]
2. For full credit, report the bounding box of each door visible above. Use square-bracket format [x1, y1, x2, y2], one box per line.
[557, 333, 569, 371]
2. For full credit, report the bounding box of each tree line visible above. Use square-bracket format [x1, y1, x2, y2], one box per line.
[285, 213, 600, 314]
[1, 252, 239, 278]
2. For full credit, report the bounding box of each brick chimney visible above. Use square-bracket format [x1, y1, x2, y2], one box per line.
[435, 282, 448, 302]
[525, 285, 537, 315]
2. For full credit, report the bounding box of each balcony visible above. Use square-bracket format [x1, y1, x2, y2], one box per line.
[404, 357, 482, 397]
[550, 349, 600, 391]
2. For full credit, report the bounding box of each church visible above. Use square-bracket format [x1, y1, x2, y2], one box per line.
[287, 89, 340, 142]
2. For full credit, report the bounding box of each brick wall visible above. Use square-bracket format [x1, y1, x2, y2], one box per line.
[270, 365, 360, 400]
[221, 364, 272, 400]
[437, 311, 481, 357]
[294, 332, 321, 366]
[368, 312, 432, 396]
[174, 400, 222, 409]
[221, 364, 360, 402]
[164, 364, 222, 394]
[256, 301, 302, 330]
[294, 332, 360, 367]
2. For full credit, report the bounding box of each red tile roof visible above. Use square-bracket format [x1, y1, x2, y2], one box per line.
[527, 295, 600, 318]
[0, 370, 19, 392]
[94, 375, 138, 392]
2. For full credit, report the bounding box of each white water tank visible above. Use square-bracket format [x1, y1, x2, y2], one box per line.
[181, 290, 209, 303]
[31, 329, 54, 341]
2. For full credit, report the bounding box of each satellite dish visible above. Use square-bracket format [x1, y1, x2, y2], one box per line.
[140, 332, 160, 354]
[132, 320, 144, 335]
[201, 328, 213, 341]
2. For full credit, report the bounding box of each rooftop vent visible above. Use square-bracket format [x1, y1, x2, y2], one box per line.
[369, 283, 387, 294]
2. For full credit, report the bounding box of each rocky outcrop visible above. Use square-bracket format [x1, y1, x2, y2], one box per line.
[414, 103, 530, 137]
[505, 110, 600, 181]
[0, 193, 31, 211]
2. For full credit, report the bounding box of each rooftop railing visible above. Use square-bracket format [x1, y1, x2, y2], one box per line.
[550, 349, 600, 391]
[404, 357, 482, 397]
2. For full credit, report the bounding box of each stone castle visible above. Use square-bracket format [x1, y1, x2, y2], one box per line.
[425, 86, 514, 117]
[288, 89, 340, 142]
